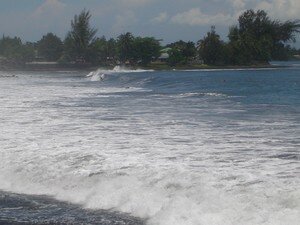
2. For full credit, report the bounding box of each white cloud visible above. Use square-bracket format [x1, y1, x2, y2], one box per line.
[111, 11, 138, 35]
[115, 0, 157, 7]
[120, 0, 151, 4]
[27, 0, 68, 38]
[151, 12, 168, 24]
[33, 0, 66, 17]
[255, 0, 300, 20]
[171, 8, 234, 26]
[230, 0, 246, 10]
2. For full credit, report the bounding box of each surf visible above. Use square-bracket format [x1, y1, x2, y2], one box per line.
[0, 68, 299, 225]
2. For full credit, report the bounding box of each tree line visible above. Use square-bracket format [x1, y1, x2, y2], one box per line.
[0, 9, 300, 67]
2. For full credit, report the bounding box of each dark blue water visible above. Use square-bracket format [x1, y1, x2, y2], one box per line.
[93, 67, 300, 124]
[104, 68, 300, 105]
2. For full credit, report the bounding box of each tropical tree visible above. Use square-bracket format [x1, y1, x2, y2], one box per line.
[228, 9, 300, 64]
[37, 33, 63, 61]
[117, 32, 135, 63]
[90, 36, 108, 63]
[0, 36, 35, 63]
[64, 9, 97, 63]
[22, 42, 36, 62]
[167, 41, 196, 59]
[0, 36, 22, 58]
[167, 48, 186, 66]
[182, 41, 197, 60]
[116, 33, 161, 65]
[198, 26, 224, 65]
[132, 37, 161, 65]
[106, 38, 117, 61]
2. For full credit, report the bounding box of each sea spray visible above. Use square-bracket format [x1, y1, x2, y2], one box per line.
[0, 68, 299, 225]
[87, 66, 154, 82]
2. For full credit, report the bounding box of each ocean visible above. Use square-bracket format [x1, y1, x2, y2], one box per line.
[0, 64, 299, 225]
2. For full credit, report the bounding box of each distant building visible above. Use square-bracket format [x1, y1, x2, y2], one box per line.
[158, 52, 169, 62]
[0, 56, 7, 62]
[160, 47, 172, 53]
[158, 47, 172, 62]
[293, 55, 300, 60]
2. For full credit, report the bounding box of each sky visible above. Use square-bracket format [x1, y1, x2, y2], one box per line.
[0, 0, 299, 46]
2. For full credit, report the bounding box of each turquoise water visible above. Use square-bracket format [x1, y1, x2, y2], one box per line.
[0, 65, 299, 224]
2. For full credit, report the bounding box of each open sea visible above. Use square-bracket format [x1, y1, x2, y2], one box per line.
[0, 63, 299, 225]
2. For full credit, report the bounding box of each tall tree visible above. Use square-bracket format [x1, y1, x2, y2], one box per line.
[167, 48, 186, 66]
[0, 36, 34, 63]
[37, 33, 63, 61]
[166, 40, 197, 62]
[117, 32, 135, 64]
[132, 37, 161, 65]
[106, 38, 117, 61]
[198, 26, 224, 65]
[64, 9, 97, 63]
[228, 9, 300, 64]
[90, 36, 108, 64]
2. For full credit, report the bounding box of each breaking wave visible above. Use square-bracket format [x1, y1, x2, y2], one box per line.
[0, 68, 300, 225]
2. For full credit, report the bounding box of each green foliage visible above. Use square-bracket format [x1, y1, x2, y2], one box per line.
[64, 9, 97, 63]
[167, 41, 196, 59]
[230, 10, 275, 63]
[116, 33, 161, 65]
[117, 32, 135, 63]
[272, 20, 300, 43]
[0, 36, 22, 58]
[1, 9, 300, 67]
[37, 33, 63, 61]
[106, 38, 117, 61]
[167, 48, 186, 66]
[183, 41, 197, 60]
[166, 40, 196, 65]
[227, 9, 300, 64]
[0, 36, 35, 63]
[22, 42, 35, 61]
[90, 36, 108, 63]
[132, 37, 161, 65]
[88, 37, 117, 65]
[198, 26, 224, 65]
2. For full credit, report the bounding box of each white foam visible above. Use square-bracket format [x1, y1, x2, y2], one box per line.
[0, 72, 299, 225]
[179, 92, 227, 98]
[112, 65, 154, 73]
[87, 66, 154, 80]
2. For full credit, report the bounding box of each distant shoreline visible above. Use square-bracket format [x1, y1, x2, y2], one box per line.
[0, 62, 287, 73]
[141, 63, 284, 71]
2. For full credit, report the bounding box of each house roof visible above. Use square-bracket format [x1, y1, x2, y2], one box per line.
[158, 52, 169, 59]
[160, 47, 172, 53]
